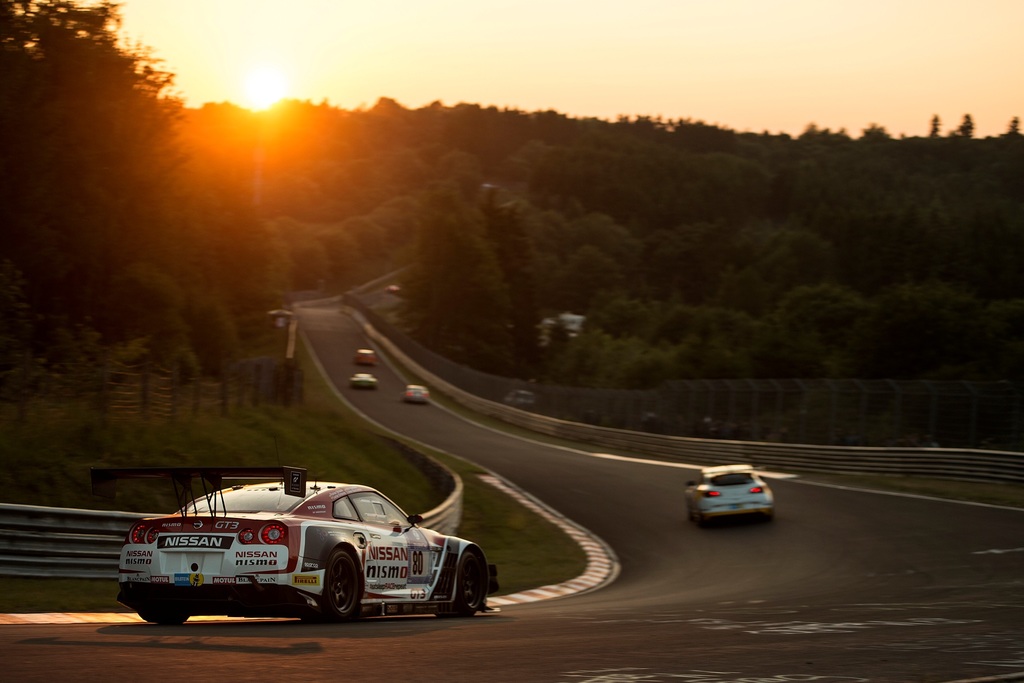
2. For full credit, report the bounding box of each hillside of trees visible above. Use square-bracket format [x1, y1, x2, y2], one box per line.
[3, 0, 1024, 396]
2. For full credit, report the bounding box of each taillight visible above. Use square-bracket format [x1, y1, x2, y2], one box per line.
[749, 486, 764, 494]
[129, 522, 149, 544]
[260, 522, 287, 544]
[704, 490, 721, 498]
[238, 528, 258, 544]
[146, 527, 160, 543]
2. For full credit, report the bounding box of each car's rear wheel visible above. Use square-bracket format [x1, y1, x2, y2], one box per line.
[138, 607, 188, 625]
[321, 548, 363, 621]
[451, 549, 487, 616]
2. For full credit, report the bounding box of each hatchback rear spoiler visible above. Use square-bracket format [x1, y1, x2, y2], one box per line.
[91, 466, 308, 513]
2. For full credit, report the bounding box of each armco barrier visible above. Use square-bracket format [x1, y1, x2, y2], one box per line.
[360, 311, 1024, 486]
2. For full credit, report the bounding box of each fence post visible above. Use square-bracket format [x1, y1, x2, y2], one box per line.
[192, 375, 201, 417]
[886, 379, 901, 444]
[221, 362, 230, 417]
[170, 363, 178, 421]
[964, 381, 980, 448]
[252, 364, 261, 407]
[141, 362, 150, 421]
[98, 355, 109, 426]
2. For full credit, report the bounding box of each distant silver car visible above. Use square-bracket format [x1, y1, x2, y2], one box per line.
[685, 464, 774, 526]
[402, 385, 430, 404]
[503, 389, 536, 408]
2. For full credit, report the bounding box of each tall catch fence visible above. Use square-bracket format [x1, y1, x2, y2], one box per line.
[346, 295, 1024, 453]
[0, 356, 303, 425]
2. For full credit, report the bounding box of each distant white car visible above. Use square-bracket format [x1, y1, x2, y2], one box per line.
[684, 464, 774, 526]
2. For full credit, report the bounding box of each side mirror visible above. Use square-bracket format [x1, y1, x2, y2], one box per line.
[407, 513, 423, 526]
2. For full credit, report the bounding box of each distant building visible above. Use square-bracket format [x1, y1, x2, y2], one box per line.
[539, 312, 585, 345]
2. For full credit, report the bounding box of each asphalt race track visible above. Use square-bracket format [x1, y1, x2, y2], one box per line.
[4, 300, 1023, 683]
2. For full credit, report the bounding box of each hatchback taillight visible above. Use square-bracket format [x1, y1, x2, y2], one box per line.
[704, 490, 721, 498]
[749, 486, 764, 494]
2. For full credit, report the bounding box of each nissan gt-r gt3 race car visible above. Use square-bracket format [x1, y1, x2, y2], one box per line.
[91, 466, 498, 625]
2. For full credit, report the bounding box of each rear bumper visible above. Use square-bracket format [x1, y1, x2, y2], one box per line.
[703, 505, 773, 519]
[118, 580, 319, 619]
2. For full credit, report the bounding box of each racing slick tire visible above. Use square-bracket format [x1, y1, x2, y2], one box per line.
[450, 549, 487, 617]
[138, 607, 188, 625]
[320, 548, 363, 621]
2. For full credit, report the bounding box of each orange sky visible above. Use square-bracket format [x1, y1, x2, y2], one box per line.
[117, 0, 1023, 138]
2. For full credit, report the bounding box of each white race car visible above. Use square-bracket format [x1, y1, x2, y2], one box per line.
[684, 464, 774, 526]
[92, 466, 498, 624]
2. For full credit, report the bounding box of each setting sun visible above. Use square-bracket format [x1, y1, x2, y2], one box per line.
[244, 66, 287, 110]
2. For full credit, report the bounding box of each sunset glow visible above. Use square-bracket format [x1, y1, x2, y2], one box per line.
[245, 67, 287, 110]
[118, 0, 1023, 137]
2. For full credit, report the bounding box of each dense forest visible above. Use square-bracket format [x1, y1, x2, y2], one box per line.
[3, 0, 1024, 396]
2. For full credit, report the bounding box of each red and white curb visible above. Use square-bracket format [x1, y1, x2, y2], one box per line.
[478, 473, 618, 607]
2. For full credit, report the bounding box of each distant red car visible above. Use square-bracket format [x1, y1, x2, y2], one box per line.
[353, 348, 378, 366]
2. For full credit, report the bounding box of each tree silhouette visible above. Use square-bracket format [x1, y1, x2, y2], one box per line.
[954, 114, 975, 138]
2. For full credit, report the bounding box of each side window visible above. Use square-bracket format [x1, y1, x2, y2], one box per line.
[350, 492, 407, 526]
[333, 496, 357, 520]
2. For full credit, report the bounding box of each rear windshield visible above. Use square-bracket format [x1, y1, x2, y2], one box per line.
[183, 487, 305, 514]
[709, 473, 754, 486]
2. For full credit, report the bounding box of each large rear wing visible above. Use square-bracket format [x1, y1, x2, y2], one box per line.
[91, 466, 308, 516]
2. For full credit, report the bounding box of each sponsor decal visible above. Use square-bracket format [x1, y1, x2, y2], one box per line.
[306, 504, 327, 512]
[302, 560, 321, 571]
[239, 575, 279, 584]
[174, 573, 205, 587]
[192, 520, 204, 529]
[212, 577, 236, 585]
[368, 582, 404, 591]
[151, 575, 170, 584]
[158, 534, 233, 549]
[292, 574, 319, 586]
[233, 549, 280, 567]
[161, 521, 182, 528]
[122, 575, 151, 583]
[366, 564, 408, 579]
[366, 544, 410, 581]
[367, 546, 408, 561]
[125, 549, 153, 565]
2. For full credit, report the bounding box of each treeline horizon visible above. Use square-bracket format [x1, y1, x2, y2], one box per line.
[3, 0, 1024, 393]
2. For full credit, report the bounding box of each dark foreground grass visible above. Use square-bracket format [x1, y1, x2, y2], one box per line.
[0, 340, 587, 613]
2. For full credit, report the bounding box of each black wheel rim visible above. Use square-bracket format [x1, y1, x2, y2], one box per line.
[460, 554, 484, 608]
[329, 555, 357, 615]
